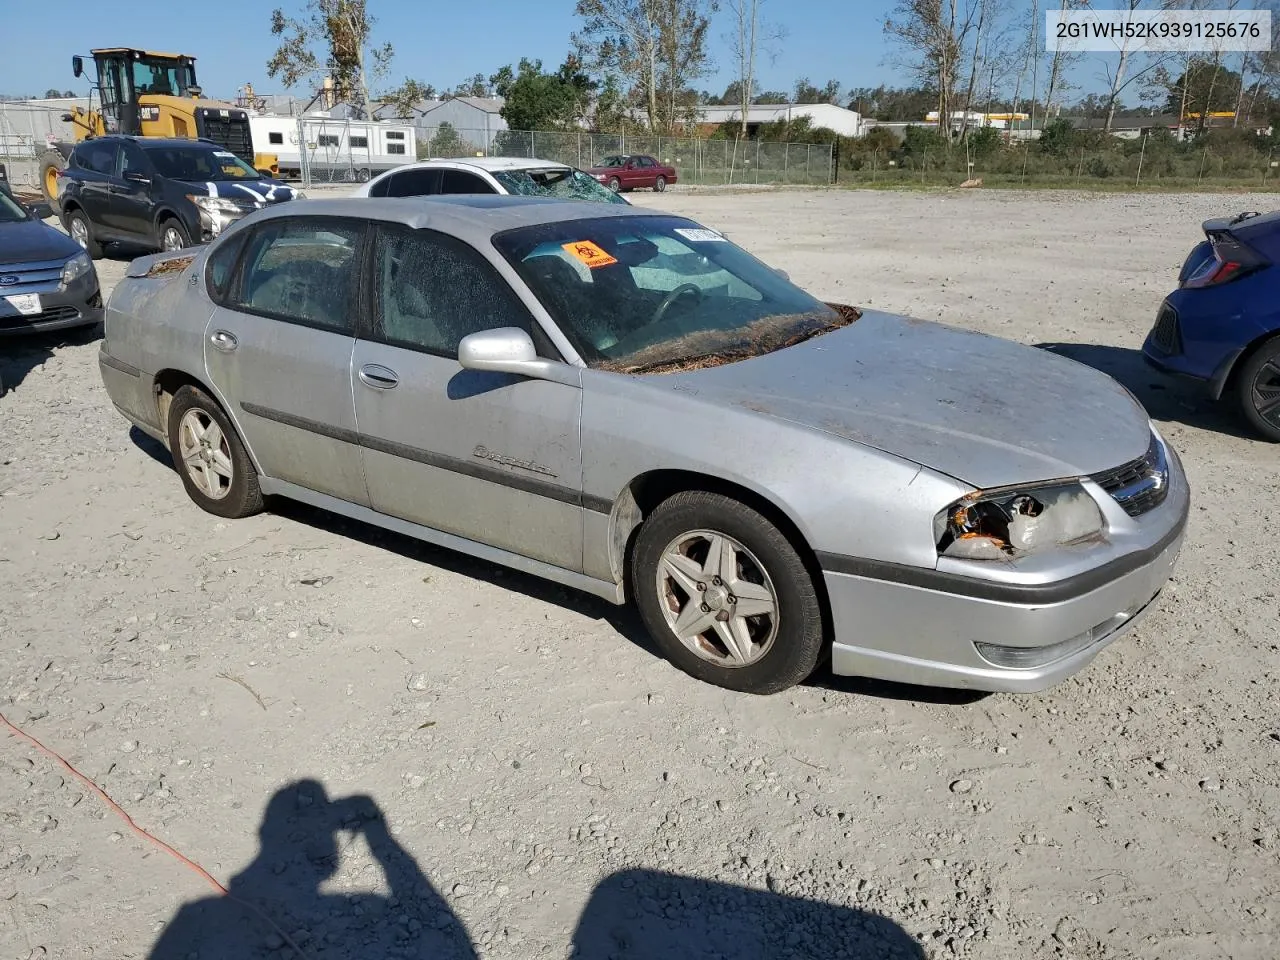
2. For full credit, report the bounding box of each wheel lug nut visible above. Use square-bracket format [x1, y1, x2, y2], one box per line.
[712, 576, 722, 586]
[696, 582, 706, 591]
[700, 603, 710, 613]
[727, 595, 736, 604]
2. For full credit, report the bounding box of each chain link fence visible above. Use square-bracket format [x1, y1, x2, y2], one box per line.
[0, 101, 78, 192]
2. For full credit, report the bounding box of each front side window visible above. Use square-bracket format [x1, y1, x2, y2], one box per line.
[439, 170, 496, 195]
[205, 231, 247, 304]
[118, 142, 149, 178]
[234, 218, 363, 332]
[372, 224, 529, 356]
[493, 215, 844, 372]
[145, 146, 260, 181]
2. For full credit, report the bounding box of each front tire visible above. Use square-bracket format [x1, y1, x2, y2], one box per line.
[608, 177, 621, 193]
[1238, 335, 1280, 442]
[166, 385, 263, 519]
[158, 217, 191, 253]
[631, 491, 825, 694]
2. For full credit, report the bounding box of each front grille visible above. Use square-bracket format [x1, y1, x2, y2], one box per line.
[198, 113, 255, 166]
[1149, 303, 1182, 355]
[1091, 436, 1170, 517]
[0, 304, 80, 330]
[0, 258, 66, 293]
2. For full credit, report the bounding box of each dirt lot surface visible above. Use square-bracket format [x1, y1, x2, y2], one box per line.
[2, 188, 1278, 960]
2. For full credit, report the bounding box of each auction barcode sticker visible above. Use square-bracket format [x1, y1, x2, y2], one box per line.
[1048, 9, 1272, 53]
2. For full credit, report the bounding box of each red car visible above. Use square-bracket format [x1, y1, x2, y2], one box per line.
[587, 154, 678, 193]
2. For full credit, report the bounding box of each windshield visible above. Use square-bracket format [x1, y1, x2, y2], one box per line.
[493, 215, 848, 372]
[130, 57, 196, 97]
[491, 167, 628, 205]
[145, 146, 261, 182]
[0, 191, 30, 223]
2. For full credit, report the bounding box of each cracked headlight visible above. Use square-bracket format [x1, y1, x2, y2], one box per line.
[934, 482, 1105, 561]
[60, 251, 93, 286]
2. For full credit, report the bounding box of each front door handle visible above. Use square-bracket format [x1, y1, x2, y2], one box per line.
[209, 330, 238, 352]
[358, 363, 399, 389]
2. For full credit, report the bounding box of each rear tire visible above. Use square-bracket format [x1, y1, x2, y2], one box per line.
[654, 175, 667, 192]
[166, 385, 263, 519]
[1237, 335, 1280, 442]
[356, 167, 371, 183]
[631, 490, 825, 695]
[65, 209, 103, 260]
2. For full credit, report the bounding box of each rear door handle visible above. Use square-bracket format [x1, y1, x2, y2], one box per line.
[358, 363, 399, 389]
[209, 330, 238, 352]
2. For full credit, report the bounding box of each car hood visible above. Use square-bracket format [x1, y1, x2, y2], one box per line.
[0, 218, 80, 265]
[657, 310, 1152, 488]
[178, 179, 299, 203]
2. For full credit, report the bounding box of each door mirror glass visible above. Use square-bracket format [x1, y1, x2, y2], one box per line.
[72, 55, 84, 79]
[774, 266, 790, 281]
[458, 327, 539, 375]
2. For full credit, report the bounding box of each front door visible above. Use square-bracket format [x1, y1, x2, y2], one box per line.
[352, 222, 584, 571]
[203, 215, 370, 505]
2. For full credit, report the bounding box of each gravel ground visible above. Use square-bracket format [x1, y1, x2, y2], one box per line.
[2, 187, 1278, 960]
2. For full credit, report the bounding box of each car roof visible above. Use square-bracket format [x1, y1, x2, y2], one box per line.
[248, 195, 670, 243]
[82, 136, 225, 151]
[384, 156, 572, 175]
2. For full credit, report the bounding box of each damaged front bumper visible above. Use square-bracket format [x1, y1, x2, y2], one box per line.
[818, 451, 1191, 693]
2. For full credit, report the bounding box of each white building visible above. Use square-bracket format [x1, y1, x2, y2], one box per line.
[695, 103, 863, 138]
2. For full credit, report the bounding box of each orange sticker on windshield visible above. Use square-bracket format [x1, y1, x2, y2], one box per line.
[562, 240, 617, 268]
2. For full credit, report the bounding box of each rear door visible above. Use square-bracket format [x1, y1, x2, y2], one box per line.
[636, 156, 658, 187]
[72, 141, 118, 230]
[107, 140, 155, 240]
[351, 222, 584, 570]
[203, 215, 370, 505]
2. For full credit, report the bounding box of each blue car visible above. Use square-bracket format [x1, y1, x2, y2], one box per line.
[1142, 210, 1280, 441]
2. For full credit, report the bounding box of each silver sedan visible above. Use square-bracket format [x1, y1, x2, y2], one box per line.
[97, 196, 1189, 695]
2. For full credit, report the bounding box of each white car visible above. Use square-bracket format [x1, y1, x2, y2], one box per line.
[352, 157, 631, 205]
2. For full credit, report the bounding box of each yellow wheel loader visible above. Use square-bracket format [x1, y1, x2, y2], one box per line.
[41, 49, 279, 212]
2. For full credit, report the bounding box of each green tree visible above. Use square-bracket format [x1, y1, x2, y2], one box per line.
[1038, 118, 1076, 157]
[382, 78, 436, 119]
[428, 121, 471, 157]
[268, 0, 393, 119]
[490, 57, 596, 131]
[1165, 59, 1244, 131]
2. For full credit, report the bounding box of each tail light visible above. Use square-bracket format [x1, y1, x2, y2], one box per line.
[1181, 233, 1267, 288]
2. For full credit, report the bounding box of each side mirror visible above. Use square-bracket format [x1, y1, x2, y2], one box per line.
[459, 327, 538, 374]
[774, 266, 790, 281]
[124, 171, 151, 184]
[72, 55, 84, 79]
[27, 201, 53, 220]
[458, 327, 579, 385]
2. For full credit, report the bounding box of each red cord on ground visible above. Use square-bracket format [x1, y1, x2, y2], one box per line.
[1, 710, 309, 958]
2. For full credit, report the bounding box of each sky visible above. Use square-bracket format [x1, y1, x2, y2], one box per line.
[1, 0, 916, 101]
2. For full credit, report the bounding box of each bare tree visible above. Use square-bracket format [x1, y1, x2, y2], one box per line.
[1093, 0, 1187, 133]
[268, 0, 392, 119]
[724, 0, 787, 136]
[885, 0, 986, 141]
[574, 0, 717, 133]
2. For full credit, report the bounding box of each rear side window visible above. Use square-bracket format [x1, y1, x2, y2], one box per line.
[205, 231, 247, 304]
[385, 168, 439, 197]
[439, 170, 496, 195]
[77, 142, 118, 175]
[232, 218, 364, 333]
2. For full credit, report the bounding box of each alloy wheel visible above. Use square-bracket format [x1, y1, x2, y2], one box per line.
[655, 529, 780, 668]
[1251, 358, 1280, 428]
[178, 409, 234, 500]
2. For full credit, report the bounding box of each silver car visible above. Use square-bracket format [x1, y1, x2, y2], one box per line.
[97, 197, 1189, 695]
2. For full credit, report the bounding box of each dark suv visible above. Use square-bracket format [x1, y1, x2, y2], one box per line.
[57, 136, 303, 258]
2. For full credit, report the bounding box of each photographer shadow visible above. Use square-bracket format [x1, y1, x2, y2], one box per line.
[146, 779, 476, 960]
[149, 780, 924, 960]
